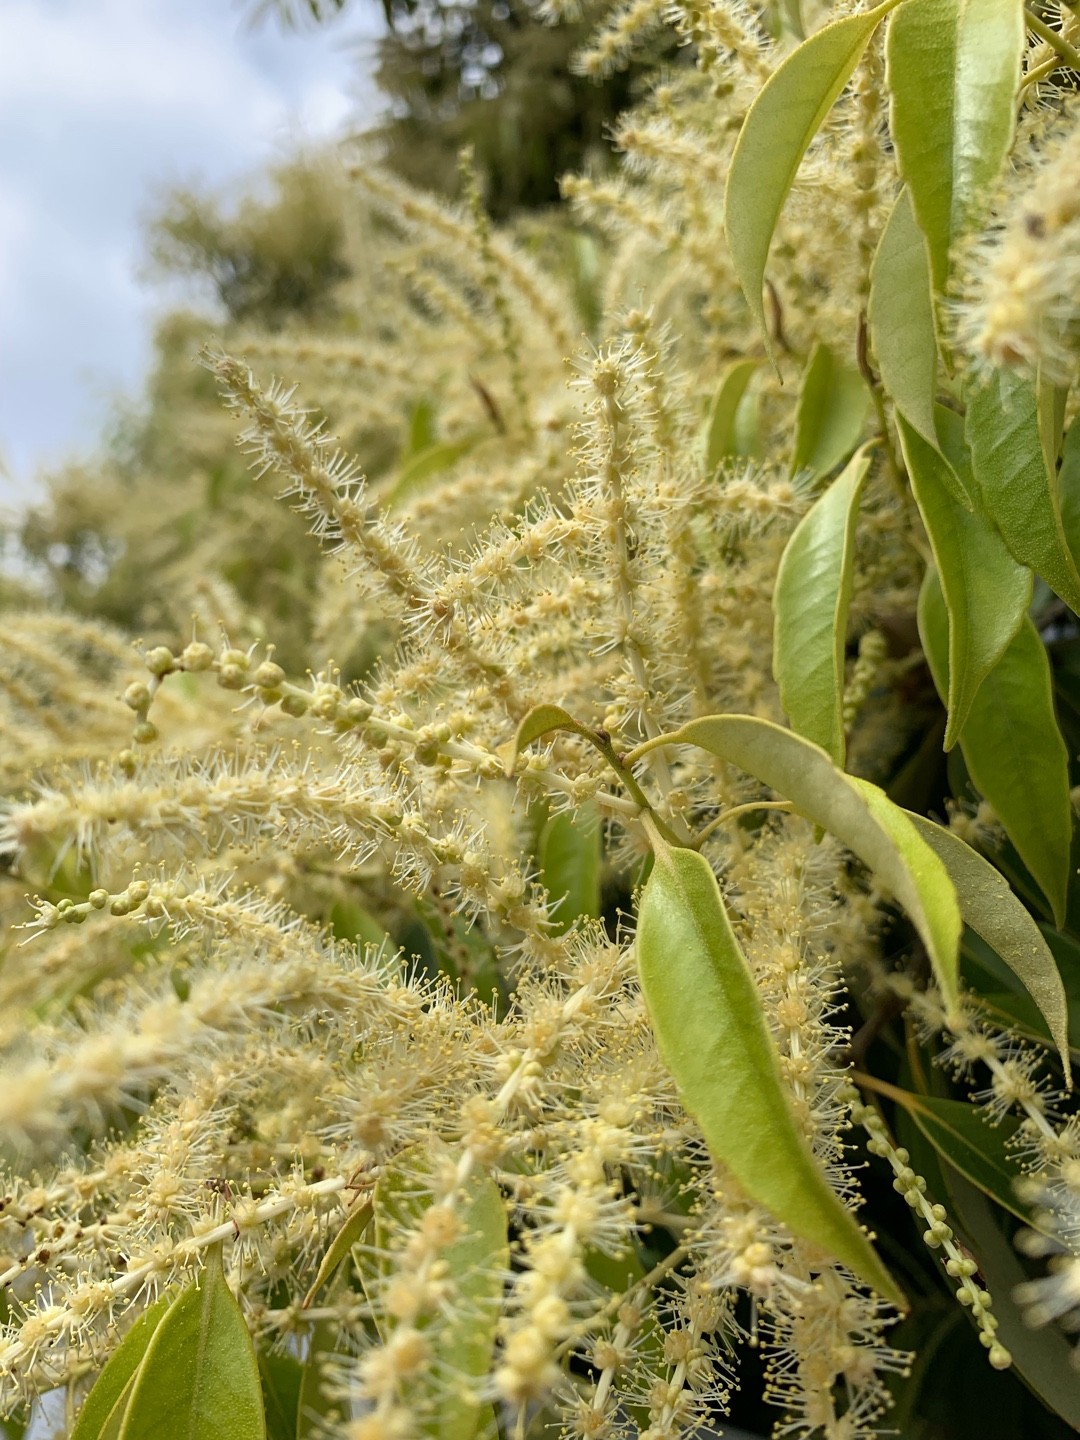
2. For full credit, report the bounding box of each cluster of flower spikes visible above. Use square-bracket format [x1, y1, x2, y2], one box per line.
[0, 6, 941, 1438]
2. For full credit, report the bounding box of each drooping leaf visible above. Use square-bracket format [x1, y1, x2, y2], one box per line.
[635, 715, 962, 1008]
[71, 1294, 176, 1440]
[906, 812, 1070, 1071]
[772, 446, 871, 764]
[919, 569, 1072, 926]
[868, 188, 944, 453]
[301, 1200, 373, 1308]
[296, 1321, 339, 1440]
[373, 1146, 508, 1440]
[967, 367, 1080, 613]
[873, 1082, 1033, 1227]
[387, 433, 485, 508]
[502, 703, 595, 776]
[1037, 370, 1068, 476]
[258, 1352, 303, 1440]
[724, 0, 900, 348]
[538, 802, 602, 932]
[118, 1246, 265, 1440]
[886, 0, 1024, 293]
[703, 360, 759, 471]
[943, 1171, 1080, 1430]
[636, 836, 904, 1306]
[898, 412, 1031, 748]
[789, 343, 869, 480]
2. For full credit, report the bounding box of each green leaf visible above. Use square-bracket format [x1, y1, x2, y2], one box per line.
[1037, 370, 1068, 476]
[724, 0, 900, 348]
[772, 446, 871, 765]
[898, 412, 1031, 748]
[967, 367, 1080, 613]
[72, 1294, 176, 1440]
[703, 360, 759, 471]
[373, 1146, 508, 1440]
[790, 342, 869, 480]
[905, 812, 1070, 1071]
[636, 836, 904, 1305]
[919, 569, 1072, 925]
[301, 1199, 373, 1308]
[636, 715, 962, 1008]
[118, 1247, 265, 1440]
[502, 703, 596, 776]
[258, 1352, 303, 1440]
[886, 0, 1024, 293]
[387, 434, 485, 508]
[1057, 405, 1080, 553]
[877, 1083, 1032, 1226]
[538, 802, 602, 932]
[943, 1170, 1080, 1429]
[296, 1321, 339, 1440]
[868, 189, 944, 452]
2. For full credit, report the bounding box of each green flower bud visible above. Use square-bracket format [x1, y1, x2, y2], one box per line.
[88, 889, 109, 910]
[133, 720, 159, 745]
[281, 693, 309, 717]
[253, 661, 286, 689]
[217, 663, 247, 691]
[144, 646, 175, 677]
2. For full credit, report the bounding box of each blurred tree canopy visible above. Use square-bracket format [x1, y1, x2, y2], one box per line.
[252, 0, 670, 215]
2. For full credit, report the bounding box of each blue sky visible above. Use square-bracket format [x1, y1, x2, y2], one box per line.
[0, 0, 381, 507]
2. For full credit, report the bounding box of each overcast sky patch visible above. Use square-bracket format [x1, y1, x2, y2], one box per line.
[0, 0, 380, 506]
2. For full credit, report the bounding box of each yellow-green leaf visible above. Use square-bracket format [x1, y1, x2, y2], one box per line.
[868, 189, 953, 466]
[919, 568, 1072, 926]
[258, 1352, 303, 1440]
[898, 411, 1031, 748]
[636, 837, 904, 1305]
[886, 0, 1024, 293]
[724, 0, 900, 348]
[703, 360, 759, 471]
[635, 715, 962, 1008]
[790, 343, 869, 480]
[387, 433, 485, 508]
[967, 367, 1080, 613]
[905, 812, 1069, 1070]
[502, 703, 595, 776]
[538, 802, 602, 933]
[301, 1199, 373, 1308]
[72, 1295, 176, 1440]
[118, 1247, 265, 1440]
[373, 1146, 508, 1440]
[773, 446, 871, 765]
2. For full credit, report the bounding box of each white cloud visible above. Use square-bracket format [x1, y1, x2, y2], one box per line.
[0, 0, 381, 506]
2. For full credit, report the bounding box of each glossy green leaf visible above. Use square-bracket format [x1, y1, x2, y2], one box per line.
[724, 0, 900, 348]
[878, 1083, 1031, 1226]
[258, 1352, 303, 1440]
[886, 0, 1024, 293]
[636, 836, 903, 1305]
[967, 367, 1080, 613]
[772, 446, 871, 764]
[906, 812, 1070, 1070]
[1057, 406, 1080, 553]
[703, 360, 758, 471]
[919, 569, 1072, 926]
[636, 715, 962, 1008]
[942, 1170, 1080, 1429]
[898, 412, 1031, 748]
[301, 1199, 373, 1308]
[296, 1321, 339, 1440]
[868, 188, 944, 452]
[1037, 370, 1068, 476]
[374, 1146, 508, 1440]
[538, 801, 602, 932]
[118, 1247, 265, 1440]
[72, 1294, 176, 1440]
[790, 343, 869, 480]
[503, 703, 595, 776]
